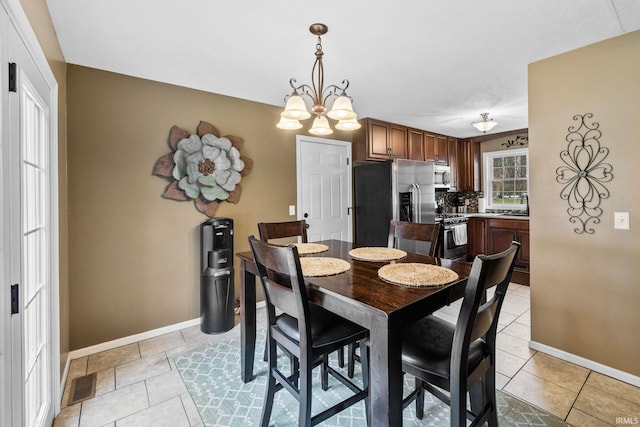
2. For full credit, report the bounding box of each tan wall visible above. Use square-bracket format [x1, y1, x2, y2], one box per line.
[67, 65, 352, 349]
[19, 0, 69, 375]
[529, 30, 640, 376]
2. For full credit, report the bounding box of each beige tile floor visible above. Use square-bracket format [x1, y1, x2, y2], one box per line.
[54, 283, 640, 426]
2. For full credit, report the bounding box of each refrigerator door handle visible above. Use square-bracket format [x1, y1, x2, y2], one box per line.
[415, 183, 422, 222]
[411, 183, 421, 223]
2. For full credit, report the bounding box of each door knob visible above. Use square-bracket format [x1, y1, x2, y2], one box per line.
[303, 213, 309, 218]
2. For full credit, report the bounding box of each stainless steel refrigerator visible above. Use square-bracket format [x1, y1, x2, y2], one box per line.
[353, 159, 436, 254]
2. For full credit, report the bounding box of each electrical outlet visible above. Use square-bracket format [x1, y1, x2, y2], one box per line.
[614, 212, 629, 230]
[289, 205, 295, 216]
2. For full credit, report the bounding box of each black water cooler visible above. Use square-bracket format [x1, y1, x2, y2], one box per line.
[200, 218, 235, 334]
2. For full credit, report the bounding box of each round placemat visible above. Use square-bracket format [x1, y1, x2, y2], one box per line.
[300, 257, 351, 277]
[378, 263, 459, 288]
[294, 243, 329, 255]
[349, 247, 407, 262]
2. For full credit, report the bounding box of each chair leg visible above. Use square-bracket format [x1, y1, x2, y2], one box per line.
[299, 356, 313, 427]
[321, 354, 329, 391]
[260, 342, 277, 427]
[449, 385, 467, 427]
[347, 342, 358, 378]
[484, 372, 498, 427]
[414, 377, 425, 419]
[337, 346, 345, 368]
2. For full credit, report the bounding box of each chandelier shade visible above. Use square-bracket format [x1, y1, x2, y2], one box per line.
[309, 115, 333, 136]
[276, 115, 303, 130]
[277, 23, 358, 134]
[472, 113, 498, 133]
[335, 117, 362, 131]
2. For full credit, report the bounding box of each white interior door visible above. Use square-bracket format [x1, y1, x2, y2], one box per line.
[296, 135, 352, 242]
[1, 2, 58, 426]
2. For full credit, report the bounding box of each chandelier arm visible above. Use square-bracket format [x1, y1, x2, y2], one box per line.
[322, 80, 351, 105]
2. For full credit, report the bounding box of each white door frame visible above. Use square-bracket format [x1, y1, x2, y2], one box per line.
[0, 0, 60, 424]
[295, 135, 352, 241]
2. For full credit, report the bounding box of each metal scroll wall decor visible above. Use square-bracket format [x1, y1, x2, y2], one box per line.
[501, 135, 528, 148]
[555, 113, 613, 234]
[153, 120, 254, 218]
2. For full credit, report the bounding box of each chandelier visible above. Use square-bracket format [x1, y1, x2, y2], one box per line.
[472, 113, 498, 133]
[276, 23, 360, 135]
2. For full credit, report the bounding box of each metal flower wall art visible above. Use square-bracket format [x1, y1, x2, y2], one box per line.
[153, 121, 253, 217]
[556, 113, 613, 234]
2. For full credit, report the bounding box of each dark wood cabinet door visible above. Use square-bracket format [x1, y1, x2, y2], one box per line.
[435, 135, 449, 164]
[389, 124, 408, 158]
[467, 218, 486, 259]
[487, 219, 530, 270]
[488, 227, 516, 255]
[448, 137, 459, 189]
[517, 229, 530, 268]
[424, 133, 436, 161]
[408, 128, 424, 161]
[368, 119, 390, 159]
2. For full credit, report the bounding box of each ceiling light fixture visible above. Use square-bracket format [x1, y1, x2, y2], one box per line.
[276, 23, 360, 135]
[472, 113, 498, 133]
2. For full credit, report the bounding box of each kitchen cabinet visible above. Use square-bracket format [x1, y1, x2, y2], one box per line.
[408, 128, 425, 161]
[424, 133, 436, 162]
[467, 217, 486, 258]
[435, 135, 449, 164]
[353, 118, 408, 160]
[467, 216, 529, 285]
[486, 218, 530, 270]
[448, 137, 459, 189]
[456, 140, 481, 192]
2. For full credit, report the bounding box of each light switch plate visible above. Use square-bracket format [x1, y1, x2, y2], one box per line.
[289, 205, 295, 216]
[614, 212, 629, 230]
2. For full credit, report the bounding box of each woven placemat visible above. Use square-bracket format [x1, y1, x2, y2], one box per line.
[294, 243, 329, 255]
[300, 257, 351, 277]
[378, 263, 459, 288]
[349, 247, 407, 262]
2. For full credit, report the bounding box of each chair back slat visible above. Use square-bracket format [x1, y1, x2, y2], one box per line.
[388, 220, 441, 257]
[258, 220, 308, 243]
[248, 236, 309, 324]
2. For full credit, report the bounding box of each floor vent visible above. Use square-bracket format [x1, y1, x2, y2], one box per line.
[67, 372, 97, 406]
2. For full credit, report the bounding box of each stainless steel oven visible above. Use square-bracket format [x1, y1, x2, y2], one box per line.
[437, 214, 468, 260]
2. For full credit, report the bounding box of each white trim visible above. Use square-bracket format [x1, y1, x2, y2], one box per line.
[69, 318, 201, 360]
[67, 300, 268, 360]
[529, 340, 640, 387]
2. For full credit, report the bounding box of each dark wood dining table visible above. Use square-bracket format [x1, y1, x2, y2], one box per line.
[236, 239, 471, 427]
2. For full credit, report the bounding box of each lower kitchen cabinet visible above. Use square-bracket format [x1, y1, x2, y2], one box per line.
[467, 217, 530, 285]
[486, 219, 529, 270]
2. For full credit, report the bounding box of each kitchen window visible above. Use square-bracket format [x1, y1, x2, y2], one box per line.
[483, 148, 529, 211]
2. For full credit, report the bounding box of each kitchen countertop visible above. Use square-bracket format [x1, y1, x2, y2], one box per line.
[465, 213, 530, 220]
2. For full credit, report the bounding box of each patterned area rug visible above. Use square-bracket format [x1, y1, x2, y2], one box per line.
[174, 331, 568, 426]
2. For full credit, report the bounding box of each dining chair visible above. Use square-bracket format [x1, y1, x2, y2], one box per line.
[400, 241, 520, 427]
[388, 220, 441, 257]
[248, 236, 369, 427]
[346, 220, 442, 378]
[258, 220, 308, 243]
[258, 220, 349, 367]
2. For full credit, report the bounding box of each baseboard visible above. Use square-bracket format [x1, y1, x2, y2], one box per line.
[529, 340, 640, 387]
[68, 317, 201, 360]
[67, 300, 267, 361]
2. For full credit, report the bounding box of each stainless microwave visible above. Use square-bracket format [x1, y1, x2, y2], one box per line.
[434, 165, 451, 189]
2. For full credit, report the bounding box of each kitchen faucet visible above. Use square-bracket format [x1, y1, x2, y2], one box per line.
[520, 193, 529, 216]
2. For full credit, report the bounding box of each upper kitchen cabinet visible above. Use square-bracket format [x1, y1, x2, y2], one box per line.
[456, 139, 481, 191]
[424, 133, 436, 162]
[408, 128, 425, 161]
[353, 118, 408, 161]
[435, 135, 449, 164]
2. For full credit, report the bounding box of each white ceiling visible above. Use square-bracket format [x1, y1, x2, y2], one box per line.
[45, 0, 640, 138]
